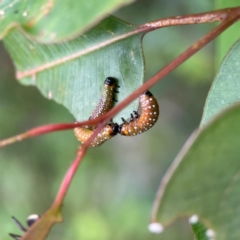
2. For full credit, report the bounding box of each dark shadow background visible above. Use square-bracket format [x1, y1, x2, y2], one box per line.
[0, 0, 214, 239]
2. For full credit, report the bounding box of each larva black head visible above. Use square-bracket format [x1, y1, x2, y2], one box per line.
[104, 77, 116, 86]
[107, 123, 119, 136]
[9, 214, 40, 240]
[112, 123, 120, 135]
[27, 214, 40, 227]
[117, 123, 124, 134]
[144, 90, 153, 97]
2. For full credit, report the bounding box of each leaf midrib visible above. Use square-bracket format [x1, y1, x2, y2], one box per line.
[16, 27, 144, 79]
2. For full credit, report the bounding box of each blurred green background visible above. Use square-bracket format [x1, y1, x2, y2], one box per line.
[0, 0, 216, 239]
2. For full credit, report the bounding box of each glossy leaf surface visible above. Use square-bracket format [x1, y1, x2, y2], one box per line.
[153, 104, 240, 240]
[215, 0, 240, 66]
[0, 0, 134, 43]
[4, 16, 144, 122]
[201, 39, 240, 126]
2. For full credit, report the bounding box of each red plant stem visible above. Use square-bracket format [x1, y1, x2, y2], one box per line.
[53, 123, 105, 207]
[138, 7, 231, 30]
[20, 124, 106, 240]
[0, 120, 104, 148]
[53, 145, 87, 208]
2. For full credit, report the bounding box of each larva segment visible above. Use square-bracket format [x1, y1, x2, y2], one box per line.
[89, 77, 119, 121]
[74, 77, 119, 147]
[119, 91, 159, 136]
[74, 123, 119, 147]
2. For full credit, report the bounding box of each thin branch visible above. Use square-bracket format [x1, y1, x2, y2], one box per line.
[20, 125, 106, 240]
[53, 123, 106, 207]
[139, 7, 232, 31]
[0, 119, 105, 148]
[53, 145, 87, 208]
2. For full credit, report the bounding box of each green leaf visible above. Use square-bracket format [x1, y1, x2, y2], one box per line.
[200, 39, 240, 126]
[3, 16, 144, 122]
[214, 0, 240, 67]
[0, 0, 134, 43]
[152, 104, 240, 240]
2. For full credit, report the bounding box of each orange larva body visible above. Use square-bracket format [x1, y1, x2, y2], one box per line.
[74, 123, 119, 147]
[74, 77, 119, 147]
[119, 91, 159, 136]
[89, 77, 119, 121]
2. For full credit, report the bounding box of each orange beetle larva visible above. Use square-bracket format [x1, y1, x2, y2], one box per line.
[89, 77, 119, 121]
[74, 123, 119, 147]
[118, 91, 159, 136]
[74, 77, 119, 147]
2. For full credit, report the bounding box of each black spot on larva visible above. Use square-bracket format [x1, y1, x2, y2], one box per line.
[74, 123, 119, 147]
[144, 90, 153, 97]
[104, 77, 116, 86]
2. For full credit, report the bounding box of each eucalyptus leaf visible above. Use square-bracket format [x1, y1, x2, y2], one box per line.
[214, 0, 240, 67]
[153, 104, 240, 240]
[0, 0, 134, 43]
[3, 16, 144, 122]
[201, 39, 240, 127]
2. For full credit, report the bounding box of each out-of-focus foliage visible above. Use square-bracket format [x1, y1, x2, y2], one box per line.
[3, 17, 143, 123]
[201, 39, 240, 126]
[154, 104, 240, 240]
[0, 0, 134, 43]
[0, 0, 214, 239]
[215, 0, 240, 67]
